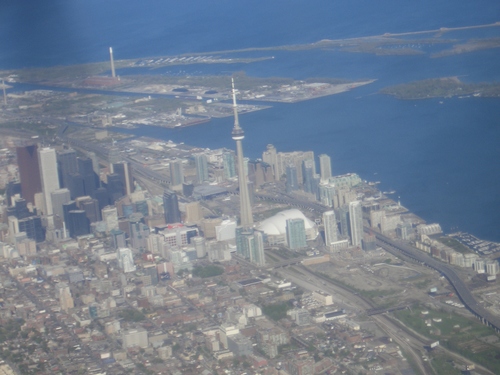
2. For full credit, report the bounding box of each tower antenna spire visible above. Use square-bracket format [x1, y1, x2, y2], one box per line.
[231, 78, 240, 129]
[231, 78, 253, 228]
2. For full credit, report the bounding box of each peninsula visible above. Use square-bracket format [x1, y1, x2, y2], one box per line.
[380, 77, 500, 100]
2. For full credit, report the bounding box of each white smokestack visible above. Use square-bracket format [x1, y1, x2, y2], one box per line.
[109, 47, 116, 78]
[2, 80, 6, 105]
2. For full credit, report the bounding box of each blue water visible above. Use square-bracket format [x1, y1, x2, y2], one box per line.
[2, 0, 500, 241]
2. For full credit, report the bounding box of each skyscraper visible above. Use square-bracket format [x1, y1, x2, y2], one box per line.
[129, 213, 149, 250]
[302, 159, 316, 195]
[117, 247, 136, 273]
[94, 187, 109, 210]
[5, 181, 21, 206]
[106, 173, 125, 203]
[62, 201, 77, 227]
[338, 205, 350, 238]
[7, 198, 31, 220]
[275, 150, 315, 183]
[16, 144, 42, 205]
[169, 159, 184, 186]
[51, 188, 71, 219]
[235, 228, 265, 266]
[222, 151, 236, 179]
[80, 198, 101, 223]
[286, 165, 299, 193]
[231, 79, 253, 228]
[67, 210, 90, 238]
[78, 157, 97, 197]
[262, 144, 278, 180]
[57, 148, 78, 189]
[248, 160, 273, 187]
[38, 147, 60, 215]
[163, 190, 181, 224]
[194, 153, 209, 183]
[112, 162, 134, 196]
[248, 230, 266, 266]
[18, 216, 45, 243]
[102, 205, 119, 233]
[349, 200, 363, 247]
[286, 218, 307, 250]
[318, 183, 336, 207]
[67, 172, 85, 200]
[323, 210, 338, 247]
[319, 154, 332, 182]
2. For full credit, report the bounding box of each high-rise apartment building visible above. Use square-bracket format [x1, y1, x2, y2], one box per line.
[275, 150, 315, 183]
[349, 200, 363, 247]
[16, 144, 42, 205]
[319, 154, 332, 182]
[236, 228, 265, 266]
[191, 236, 206, 258]
[248, 230, 265, 266]
[318, 183, 336, 207]
[169, 159, 184, 186]
[323, 210, 338, 247]
[194, 153, 209, 183]
[286, 165, 299, 193]
[38, 147, 60, 215]
[286, 218, 307, 250]
[222, 151, 236, 179]
[248, 160, 274, 187]
[262, 144, 278, 180]
[302, 159, 316, 195]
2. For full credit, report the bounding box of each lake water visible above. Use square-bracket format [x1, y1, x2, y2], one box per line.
[1, 0, 500, 241]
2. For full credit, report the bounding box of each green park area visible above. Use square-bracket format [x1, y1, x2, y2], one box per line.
[394, 305, 500, 373]
[436, 236, 472, 254]
[192, 265, 224, 278]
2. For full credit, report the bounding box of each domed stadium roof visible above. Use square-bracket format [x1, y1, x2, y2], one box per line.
[257, 209, 316, 236]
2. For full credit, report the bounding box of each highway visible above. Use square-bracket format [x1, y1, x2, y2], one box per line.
[373, 231, 500, 332]
[278, 266, 432, 375]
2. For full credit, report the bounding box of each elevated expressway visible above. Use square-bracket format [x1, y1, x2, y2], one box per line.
[372, 230, 500, 332]
[253, 189, 500, 331]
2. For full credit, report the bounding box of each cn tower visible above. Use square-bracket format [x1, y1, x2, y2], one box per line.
[231, 78, 253, 227]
